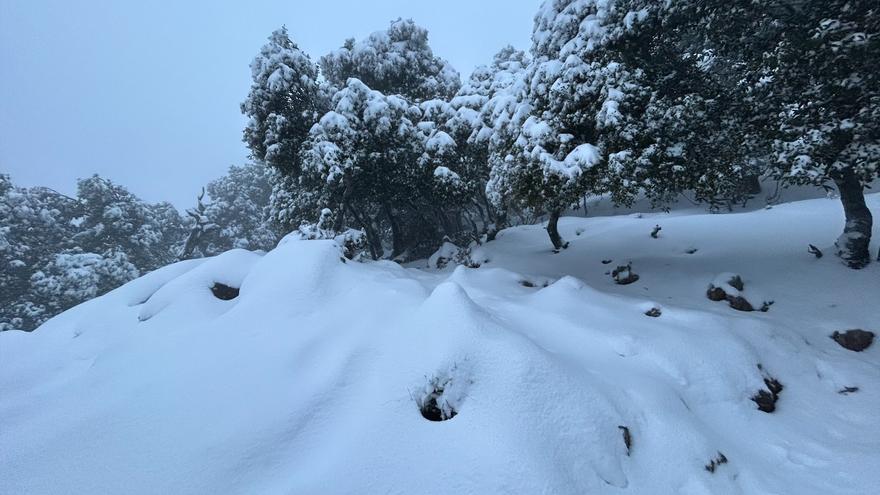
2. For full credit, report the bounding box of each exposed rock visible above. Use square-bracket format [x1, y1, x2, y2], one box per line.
[704, 452, 728, 473]
[644, 307, 662, 317]
[706, 286, 727, 301]
[831, 329, 875, 352]
[727, 296, 754, 312]
[752, 375, 784, 413]
[612, 263, 640, 285]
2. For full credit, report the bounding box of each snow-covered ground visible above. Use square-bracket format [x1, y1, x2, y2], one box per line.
[2, 194, 878, 494]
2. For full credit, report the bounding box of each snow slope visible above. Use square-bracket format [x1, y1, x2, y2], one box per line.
[2, 194, 878, 494]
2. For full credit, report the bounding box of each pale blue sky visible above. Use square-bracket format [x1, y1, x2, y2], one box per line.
[0, 0, 535, 207]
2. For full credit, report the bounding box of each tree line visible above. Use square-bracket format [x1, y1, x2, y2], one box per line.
[245, 1, 878, 266]
[0, 166, 275, 330]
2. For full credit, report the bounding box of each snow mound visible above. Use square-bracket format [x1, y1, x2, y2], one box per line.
[2, 195, 879, 494]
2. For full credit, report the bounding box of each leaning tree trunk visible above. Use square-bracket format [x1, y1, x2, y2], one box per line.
[833, 169, 873, 269]
[547, 209, 568, 250]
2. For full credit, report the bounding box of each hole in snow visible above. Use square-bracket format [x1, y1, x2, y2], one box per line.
[618, 425, 632, 455]
[415, 367, 469, 422]
[211, 283, 240, 301]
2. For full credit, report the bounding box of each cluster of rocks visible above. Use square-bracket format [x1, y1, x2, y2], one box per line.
[706, 274, 772, 312]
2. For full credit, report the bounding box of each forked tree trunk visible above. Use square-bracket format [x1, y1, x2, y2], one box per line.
[547, 209, 567, 250]
[833, 169, 873, 269]
[347, 205, 381, 260]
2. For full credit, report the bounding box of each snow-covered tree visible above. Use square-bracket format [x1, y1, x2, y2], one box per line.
[0, 175, 78, 330]
[301, 78, 429, 258]
[488, 0, 758, 249]
[319, 18, 461, 102]
[73, 175, 185, 272]
[659, 0, 879, 268]
[29, 249, 139, 319]
[241, 26, 325, 175]
[241, 27, 328, 233]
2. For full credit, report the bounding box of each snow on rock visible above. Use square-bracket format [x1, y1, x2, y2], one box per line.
[2, 194, 879, 494]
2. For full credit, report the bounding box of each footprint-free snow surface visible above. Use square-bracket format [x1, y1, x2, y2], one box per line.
[2, 194, 879, 494]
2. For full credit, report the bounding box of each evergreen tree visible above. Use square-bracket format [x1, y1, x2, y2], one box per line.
[489, 0, 759, 249]
[241, 27, 327, 233]
[668, 0, 879, 267]
[73, 175, 185, 271]
[301, 78, 428, 258]
[319, 18, 461, 102]
[0, 175, 78, 330]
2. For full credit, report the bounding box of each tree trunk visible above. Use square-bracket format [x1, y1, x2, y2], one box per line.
[743, 174, 762, 195]
[547, 209, 568, 250]
[383, 203, 404, 259]
[347, 205, 381, 260]
[833, 169, 873, 269]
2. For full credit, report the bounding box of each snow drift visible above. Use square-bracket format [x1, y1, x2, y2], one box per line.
[2, 194, 879, 494]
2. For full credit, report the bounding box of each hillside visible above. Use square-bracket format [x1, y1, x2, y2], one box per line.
[2, 193, 878, 494]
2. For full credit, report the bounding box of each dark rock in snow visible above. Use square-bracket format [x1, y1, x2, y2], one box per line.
[612, 264, 640, 285]
[752, 375, 784, 413]
[651, 225, 661, 238]
[644, 307, 662, 317]
[831, 329, 874, 352]
[211, 283, 239, 301]
[728, 296, 754, 312]
[601, 259, 613, 264]
[706, 286, 727, 301]
[704, 452, 728, 473]
[519, 280, 536, 288]
[727, 275, 744, 292]
[838, 386, 859, 395]
[808, 244, 823, 258]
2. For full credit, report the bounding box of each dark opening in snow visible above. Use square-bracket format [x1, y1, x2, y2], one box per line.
[417, 374, 461, 422]
[419, 394, 457, 422]
[211, 283, 240, 301]
[618, 425, 632, 455]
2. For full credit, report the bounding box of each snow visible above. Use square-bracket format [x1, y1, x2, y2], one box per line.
[2, 193, 879, 494]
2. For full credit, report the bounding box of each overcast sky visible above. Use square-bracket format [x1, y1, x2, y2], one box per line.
[0, 0, 535, 208]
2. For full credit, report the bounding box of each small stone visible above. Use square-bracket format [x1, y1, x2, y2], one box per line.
[831, 329, 875, 352]
[727, 275, 745, 292]
[706, 286, 727, 301]
[728, 296, 754, 312]
[644, 307, 662, 317]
